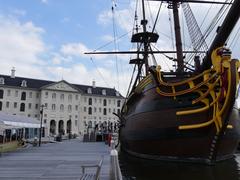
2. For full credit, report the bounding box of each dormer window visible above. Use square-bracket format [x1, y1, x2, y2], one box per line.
[102, 89, 106, 95]
[116, 91, 119, 96]
[87, 88, 92, 94]
[21, 80, 27, 87]
[0, 77, 4, 85]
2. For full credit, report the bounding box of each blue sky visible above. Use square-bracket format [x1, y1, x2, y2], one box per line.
[0, 0, 239, 105]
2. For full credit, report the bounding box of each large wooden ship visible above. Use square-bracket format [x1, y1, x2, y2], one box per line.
[88, 0, 240, 164]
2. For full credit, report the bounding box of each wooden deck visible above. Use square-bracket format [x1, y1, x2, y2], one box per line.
[0, 139, 110, 180]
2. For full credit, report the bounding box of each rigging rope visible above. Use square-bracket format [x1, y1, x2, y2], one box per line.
[90, 57, 111, 88]
[111, 0, 120, 91]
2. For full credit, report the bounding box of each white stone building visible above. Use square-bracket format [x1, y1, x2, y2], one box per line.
[0, 70, 124, 137]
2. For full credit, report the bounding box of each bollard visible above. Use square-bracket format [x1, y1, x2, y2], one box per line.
[110, 141, 123, 180]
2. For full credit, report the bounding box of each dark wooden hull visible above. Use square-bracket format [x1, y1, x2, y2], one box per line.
[120, 60, 240, 164]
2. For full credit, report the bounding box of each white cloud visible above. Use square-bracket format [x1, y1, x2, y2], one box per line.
[41, 0, 48, 4]
[60, 43, 90, 58]
[101, 35, 114, 42]
[0, 16, 46, 75]
[61, 17, 70, 23]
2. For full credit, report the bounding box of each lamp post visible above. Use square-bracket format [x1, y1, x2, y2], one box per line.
[39, 104, 45, 147]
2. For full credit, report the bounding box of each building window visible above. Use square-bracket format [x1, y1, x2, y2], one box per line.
[103, 99, 107, 106]
[60, 104, 64, 111]
[36, 93, 39, 98]
[52, 93, 56, 99]
[0, 77, 4, 85]
[7, 90, 11, 96]
[84, 97, 87, 103]
[88, 107, 92, 115]
[76, 95, 78, 100]
[45, 91, 48, 98]
[13, 102, 17, 108]
[109, 108, 111, 113]
[45, 103, 48, 109]
[6, 101, 10, 108]
[75, 120, 77, 126]
[113, 108, 115, 113]
[75, 115, 78, 118]
[84, 107, 86, 112]
[102, 89, 106, 95]
[117, 109, 120, 114]
[28, 103, 32, 109]
[35, 104, 38, 109]
[44, 119, 47, 124]
[21, 92, 26, 100]
[116, 91, 120, 96]
[60, 94, 64, 100]
[21, 80, 27, 87]
[99, 99, 102, 104]
[89, 98, 92, 105]
[68, 94, 72, 102]
[87, 88, 92, 94]
[103, 108, 107, 115]
[52, 104, 56, 111]
[28, 114, 31, 117]
[20, 103, 25, 112]
[75, 105, 78, 111]
[99, 108, 102, 113]
[117, 100, 121, 107]
[29, 92, 32, 98]
[94, 107, 96, 113]
[0, 89, 3, 99]
[68, 105, 72, 112]
[15, 90, 18, 97]
[0, 101, 2, 111]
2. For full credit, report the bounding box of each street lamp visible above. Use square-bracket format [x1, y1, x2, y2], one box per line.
[39, 104, 45, 146]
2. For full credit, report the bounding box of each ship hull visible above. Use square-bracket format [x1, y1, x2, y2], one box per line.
[120, 109, 240, 164]
[120, 60, 240, 164]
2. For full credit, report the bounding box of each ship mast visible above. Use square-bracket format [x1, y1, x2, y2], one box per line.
[170, 1, 184, 72]
[141, 0, 149, 75]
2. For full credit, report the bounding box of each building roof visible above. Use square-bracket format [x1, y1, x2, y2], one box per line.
[0, 74, 124, 98]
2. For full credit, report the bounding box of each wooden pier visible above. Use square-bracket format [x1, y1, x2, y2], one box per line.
[0, 139, 111, 180]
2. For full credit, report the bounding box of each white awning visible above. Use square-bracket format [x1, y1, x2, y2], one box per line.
[0, 112, 42, 129]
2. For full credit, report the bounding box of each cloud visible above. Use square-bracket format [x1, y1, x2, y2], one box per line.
[0, 16, 46, 75]
[61, 17, 70, 23]
[41, 0, 48, 4]
[60, 43, 90, 57]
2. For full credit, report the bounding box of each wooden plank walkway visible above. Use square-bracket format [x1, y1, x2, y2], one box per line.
[0, 139, 110, 180]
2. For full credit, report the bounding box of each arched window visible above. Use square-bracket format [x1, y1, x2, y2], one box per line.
[88, 107, 92, 115]
[0, 89, 3, 99]
[0, 78, 4, 85]
[21, 80, 27, 87]
[52, 93, 56, 99]
[60, 94, 64, 100]
[103, 108, 107, 115]
[102, 89, 106, 95]
[117, 100, 121, 107]
[21, 92, 26, 100]
[87, 88, 92, 94]
[20, 103, 25, 112]
[60, 104, 64, 111]
[103, 99, 107, 106]
[89, 98, 92, 105]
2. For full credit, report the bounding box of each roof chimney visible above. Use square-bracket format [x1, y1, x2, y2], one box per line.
[92, 80, 96, 88]
[11, 67, 16, 78]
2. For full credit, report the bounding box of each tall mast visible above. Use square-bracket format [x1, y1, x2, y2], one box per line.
[141, 0, 149, 75]
[171, 1, 184, 72]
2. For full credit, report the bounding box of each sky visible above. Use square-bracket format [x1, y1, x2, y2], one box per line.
[0, 0, 239, 106]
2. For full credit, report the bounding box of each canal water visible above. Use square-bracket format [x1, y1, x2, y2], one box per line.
[119, 151, 240, 180]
